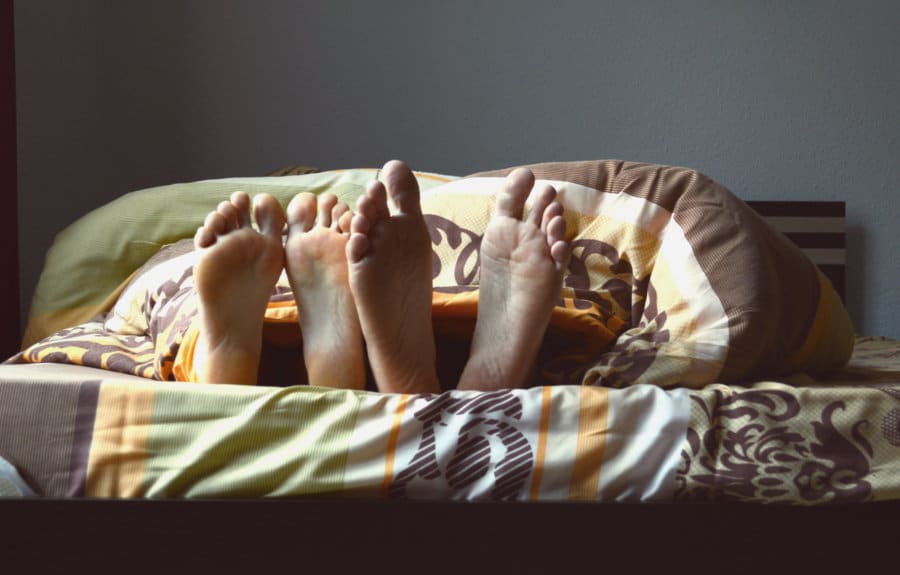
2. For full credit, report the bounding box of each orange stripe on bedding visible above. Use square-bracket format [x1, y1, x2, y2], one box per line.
[430, 290, 479, 317]
[172, 323, 200, 382]
[569, 386, 608, 500]
[783, 270, 855, 373]
[86, 383, 156, 497]
[381, 395, 409, 497]
[529, 386, 553, 501]
[784, 271, 832, 370]
[262, 298, 304, 323]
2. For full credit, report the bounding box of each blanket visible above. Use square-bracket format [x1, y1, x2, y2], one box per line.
[2, 336, 898, 502]
[16, 160, 854, 388]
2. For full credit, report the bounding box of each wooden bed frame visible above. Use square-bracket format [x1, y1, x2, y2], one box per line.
[3, 498, 897, 569]
[3, 7, 897, 570]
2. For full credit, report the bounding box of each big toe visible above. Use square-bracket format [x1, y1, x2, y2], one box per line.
[286, 192, 317, 233]
[496, 168, 535, 220]
[253, 194, 287, 237]
[381, 159, 422, 216]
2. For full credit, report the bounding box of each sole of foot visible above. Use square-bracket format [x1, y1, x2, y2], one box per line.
[346, 160, 440, 394]
[284, 191, 365, 389]
[457, 168, 570, 390]
[192, 191, 286, 385]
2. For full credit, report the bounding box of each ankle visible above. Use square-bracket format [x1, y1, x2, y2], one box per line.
[303, 338, 365, 389]
[199, 349, 261, 385]
[370, 352, 440, 394]
[458, 351, 533, 391]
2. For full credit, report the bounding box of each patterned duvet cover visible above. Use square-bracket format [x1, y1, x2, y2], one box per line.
[3, 160, 890, 504]
[1, 336, 898, 503]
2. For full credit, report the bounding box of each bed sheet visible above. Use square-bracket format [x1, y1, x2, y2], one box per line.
[2, 335, 898, 503]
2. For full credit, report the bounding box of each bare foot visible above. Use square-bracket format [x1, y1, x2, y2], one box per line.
[457, 169, 571, 390]
[285, 192, 365, 389]
[193, 192, 286, 384]
[346, 160, 440, 394]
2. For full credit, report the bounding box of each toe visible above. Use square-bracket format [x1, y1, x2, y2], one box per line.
[347, 213, 373, 262]
[550, 240, 571, 273]
[217, 200, 240, 232]
[546, 213, 567, 246]
[541, 200, 564, 234]
[360, 183, 389, 222]
[381, 160, 422, 216]
[317, 193, 338, 227]
[346, 235, 368, 264]
[253, 194, 287, 237]
[332, 203, 350, 231]
[230, 192, 252, 228]
[204, 211, 228, 236]
[527, 184, 557, 227]
[546, 215, 570, 271]
[194, 226, 216, 249]
[497, 168, 534, 220]
[287, 192, 317, 232]
[349, 211, 371, 237]
[337, 209, 354, 233]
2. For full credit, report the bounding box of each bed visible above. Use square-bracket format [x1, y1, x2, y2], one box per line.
[3, 161, 900, 569]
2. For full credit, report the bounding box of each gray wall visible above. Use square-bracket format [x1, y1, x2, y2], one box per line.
[15, 0, 900, 338]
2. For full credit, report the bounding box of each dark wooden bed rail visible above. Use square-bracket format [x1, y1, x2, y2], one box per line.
[747, 200, 846, 301]
[1, 1, 19, 360]
[3, 497, 897, 570]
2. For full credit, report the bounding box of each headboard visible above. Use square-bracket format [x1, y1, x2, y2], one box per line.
[746, 201, 846, 301]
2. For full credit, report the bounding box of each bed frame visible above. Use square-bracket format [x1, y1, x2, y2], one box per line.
[5, 189, 895, 568]
[745, 201, 846, 300]
[3, 498, 897, 570]
[4, 9, 897, 569]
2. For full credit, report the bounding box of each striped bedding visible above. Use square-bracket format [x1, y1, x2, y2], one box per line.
[2, 335, 898, 502]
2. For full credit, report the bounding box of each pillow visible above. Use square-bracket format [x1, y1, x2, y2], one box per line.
[24, 169, 456, 346]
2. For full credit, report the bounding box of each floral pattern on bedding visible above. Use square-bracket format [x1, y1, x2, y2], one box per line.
[675, 337, 900, 504]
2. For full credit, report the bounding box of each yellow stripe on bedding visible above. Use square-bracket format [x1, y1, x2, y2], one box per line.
[569, 386, 609, 500]
[529, 385, 553, 500]
[140, 384, 359, 498]
[86, 382, 156, 497]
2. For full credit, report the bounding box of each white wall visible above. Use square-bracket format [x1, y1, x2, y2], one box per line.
[15, 0, 900, 338]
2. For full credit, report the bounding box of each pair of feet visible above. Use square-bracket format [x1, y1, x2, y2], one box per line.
[193, 160, 570, 393]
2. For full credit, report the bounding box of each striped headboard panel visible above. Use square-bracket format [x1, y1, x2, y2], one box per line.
[746, 201, 846, 302]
